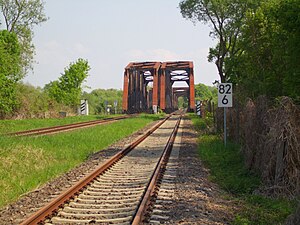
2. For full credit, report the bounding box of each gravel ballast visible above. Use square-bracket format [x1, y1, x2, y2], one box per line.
[0, 116, 235, 224]
[166, 117, 235, 224]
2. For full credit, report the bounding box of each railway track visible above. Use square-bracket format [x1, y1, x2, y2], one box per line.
[8, 115, 133, 137]
[20, 113, 182, 224]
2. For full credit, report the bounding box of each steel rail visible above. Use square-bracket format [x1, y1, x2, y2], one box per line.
[8, 115, 132, 137]
[132, 114, 182, 224]
[20, 115, 171, 225]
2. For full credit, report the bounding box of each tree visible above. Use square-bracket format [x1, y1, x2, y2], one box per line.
[278, 0, 300, 101]
[82, 89, 123, 114]
[0, 0, 47, 76]
[179, 0, 257, 82]
[178, 96, 189, 109]
[15, 82, 49, 118]
[0, 30, 21, 117]
[231, 0, 300, 101]
[46, 59, 91, 108]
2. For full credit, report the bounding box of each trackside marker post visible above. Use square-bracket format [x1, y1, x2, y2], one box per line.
[80, 99, 88, 115]
[218, 83, 233, 146]
[196, 100, 201, 116]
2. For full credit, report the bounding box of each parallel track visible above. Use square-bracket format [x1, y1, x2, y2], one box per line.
[21, 113, 182, 224]
[8, 115, 132, 137]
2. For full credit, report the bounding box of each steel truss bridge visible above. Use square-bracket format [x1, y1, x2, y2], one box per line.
[122, 61, 195, 113]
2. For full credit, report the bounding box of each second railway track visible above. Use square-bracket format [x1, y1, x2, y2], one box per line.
[8, 115, 133, 137]
[21, 113, 182, 224]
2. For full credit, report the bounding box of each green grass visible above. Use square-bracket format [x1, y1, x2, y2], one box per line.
[191, 116, 297, 225]
[0, 114, 162, 208]
[199, 135, 261, 194]
[189, 113, 214, 133]
[0, 114, 122, 134]
[233, 195, 296, 225]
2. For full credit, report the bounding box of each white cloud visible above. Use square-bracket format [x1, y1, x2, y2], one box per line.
[26, 40, 91, 87]
[37, 42, 65, 66]
[74, 42, 90, 55]
[36, 40, 90, 65]
[127, 49, 181, 62]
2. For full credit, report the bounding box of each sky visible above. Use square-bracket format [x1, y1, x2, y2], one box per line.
[21, 0, 219, 91]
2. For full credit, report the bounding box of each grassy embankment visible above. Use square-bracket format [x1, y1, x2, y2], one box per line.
[0, 114, 124, 135]
[0, 114, 163, 208]
[189, 114, 297, 225]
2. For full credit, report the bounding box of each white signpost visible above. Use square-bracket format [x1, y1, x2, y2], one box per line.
[114, 100, 118, 114]
[218, 83, 233, 146]
[196, 100, 201, 116]
[80, 99, 89, 115]
[218, 83, 233, 107]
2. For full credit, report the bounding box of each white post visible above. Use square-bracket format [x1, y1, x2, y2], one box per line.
[85, 100, 89, 115]
[218, 83, 232, 147]
[80, 99, 88, 115]
[224, 107, 227, 146]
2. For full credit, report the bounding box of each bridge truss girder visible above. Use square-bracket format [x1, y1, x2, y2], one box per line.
[160, 61, 195, 112]
[122, 61, 195, 113]
[122, 62, 161, 113]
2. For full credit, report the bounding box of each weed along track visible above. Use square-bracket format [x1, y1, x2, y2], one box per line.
[8, 115, 133, 136]
[20, 113, 182, 224]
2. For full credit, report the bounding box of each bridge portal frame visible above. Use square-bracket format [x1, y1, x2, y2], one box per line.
[122, 61, 195, 113]
[122, 62, 161, 113]
[160, 61, 195, 112]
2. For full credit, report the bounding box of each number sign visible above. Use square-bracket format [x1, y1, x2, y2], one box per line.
[218, 83, 233, 107]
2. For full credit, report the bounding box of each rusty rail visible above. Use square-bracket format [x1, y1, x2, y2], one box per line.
[20, 115, 171, 225]
[132, 114, 182, 224]
[8, 115, 133, 137]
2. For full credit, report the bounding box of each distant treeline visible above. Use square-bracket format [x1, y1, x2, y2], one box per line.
[0, 82, 216, 119]
[84, 83, 217, 114]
